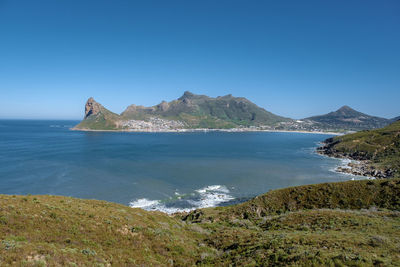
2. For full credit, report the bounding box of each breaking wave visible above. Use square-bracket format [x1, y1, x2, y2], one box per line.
[129, 185, 234, 214]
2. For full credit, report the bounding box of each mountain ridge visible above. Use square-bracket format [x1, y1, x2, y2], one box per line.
[73, 93, 394, 132]
[74, 92, 293, 131]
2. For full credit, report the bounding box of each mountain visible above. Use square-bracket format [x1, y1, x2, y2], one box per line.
[73, 94, 394, 132]
[318, 120, 400, 178]
[2, 178, 400, 265]
[74, 92, 292, 130]
[121, 91, 292, 127]
[73, 97, 121, 130]
[304, 105, 390, 131]
[391, 116, 400, 123]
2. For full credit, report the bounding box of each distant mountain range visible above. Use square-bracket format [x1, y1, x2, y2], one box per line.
[73, 92, 397, 132]
[391, 116, 400, 123]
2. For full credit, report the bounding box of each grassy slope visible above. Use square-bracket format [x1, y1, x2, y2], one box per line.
[323, 120, 400, 176]
[1, 179, 400, 266]
[74, 109, 121, 130]
[0, 195, 209, 266]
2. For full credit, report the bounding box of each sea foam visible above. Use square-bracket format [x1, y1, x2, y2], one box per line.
[129, 184, 234, 214]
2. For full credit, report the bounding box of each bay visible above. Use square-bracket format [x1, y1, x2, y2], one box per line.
[0, 120, 362, 213]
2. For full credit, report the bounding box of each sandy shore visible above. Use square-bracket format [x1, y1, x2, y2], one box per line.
[71, 127, 342, 135]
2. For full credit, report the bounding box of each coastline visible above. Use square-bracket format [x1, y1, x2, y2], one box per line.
[71, 127, 342, 135]
[316, 140, 389, 179]
[317, 151, 374, 179]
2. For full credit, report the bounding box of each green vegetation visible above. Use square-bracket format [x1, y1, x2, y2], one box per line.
[1, 179, 400, 266]
[0, 195, 209, 266]
[121, 92, 292, 128]
[74, 111, 120, 130]
[321, 120, 400, 177]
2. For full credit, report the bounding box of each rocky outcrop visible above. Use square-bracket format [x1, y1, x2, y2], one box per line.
[317, 138, 396, 179]
[84, 97, 103, 119]
[335, 161, 395, 179]
[73, 98, 122, 130]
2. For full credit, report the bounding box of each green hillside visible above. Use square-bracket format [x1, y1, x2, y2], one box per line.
[319, 120, 400, 177]
[1, 179, 400, 266]
[121, 91, 292, 128]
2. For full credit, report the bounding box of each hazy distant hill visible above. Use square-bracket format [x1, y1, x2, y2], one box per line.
[304, 105, 390, 131]
[74, 92, 292, 130]
[391, 116, 400, 123]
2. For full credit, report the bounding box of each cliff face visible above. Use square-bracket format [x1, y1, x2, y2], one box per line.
[84, 97, 102, 119]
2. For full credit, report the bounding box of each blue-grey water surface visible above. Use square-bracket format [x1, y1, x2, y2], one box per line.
[0, 120, 361, 213]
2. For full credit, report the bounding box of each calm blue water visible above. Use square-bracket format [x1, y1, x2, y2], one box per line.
[0, 120, 360, 213]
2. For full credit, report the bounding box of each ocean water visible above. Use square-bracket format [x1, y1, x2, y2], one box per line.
[0, 120, 363, 213]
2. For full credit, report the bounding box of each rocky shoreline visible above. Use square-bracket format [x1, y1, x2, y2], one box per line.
[317, 138, 395, 179]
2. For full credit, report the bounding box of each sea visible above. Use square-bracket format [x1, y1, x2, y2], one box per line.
[0, 120, 365, 213]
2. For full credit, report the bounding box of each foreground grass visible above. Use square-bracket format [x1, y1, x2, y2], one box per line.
[1, 179, 400, 266]
[185, 179, 400, 266]
[0, 196, 209, 266]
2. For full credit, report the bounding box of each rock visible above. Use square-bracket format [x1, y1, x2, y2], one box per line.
[157, 101, 170, 112]
[84, 97, 102, 119]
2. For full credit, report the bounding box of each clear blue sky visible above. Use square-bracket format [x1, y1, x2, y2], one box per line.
[0, 0, 399, 119]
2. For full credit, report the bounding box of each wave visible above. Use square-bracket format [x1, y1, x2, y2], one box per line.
[129, 185, 234, 214]
[329, 158, 356, 173]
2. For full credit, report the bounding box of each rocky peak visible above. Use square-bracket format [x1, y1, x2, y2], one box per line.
[332, 105, 362, 118]
[157, 101, 170, 111]
[183, 91, 194, 97]
[217, 94, 233, 99]
[84, 97, 102, 119]
[337, 105, 355, 113]
[178, 91, 195, 100]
